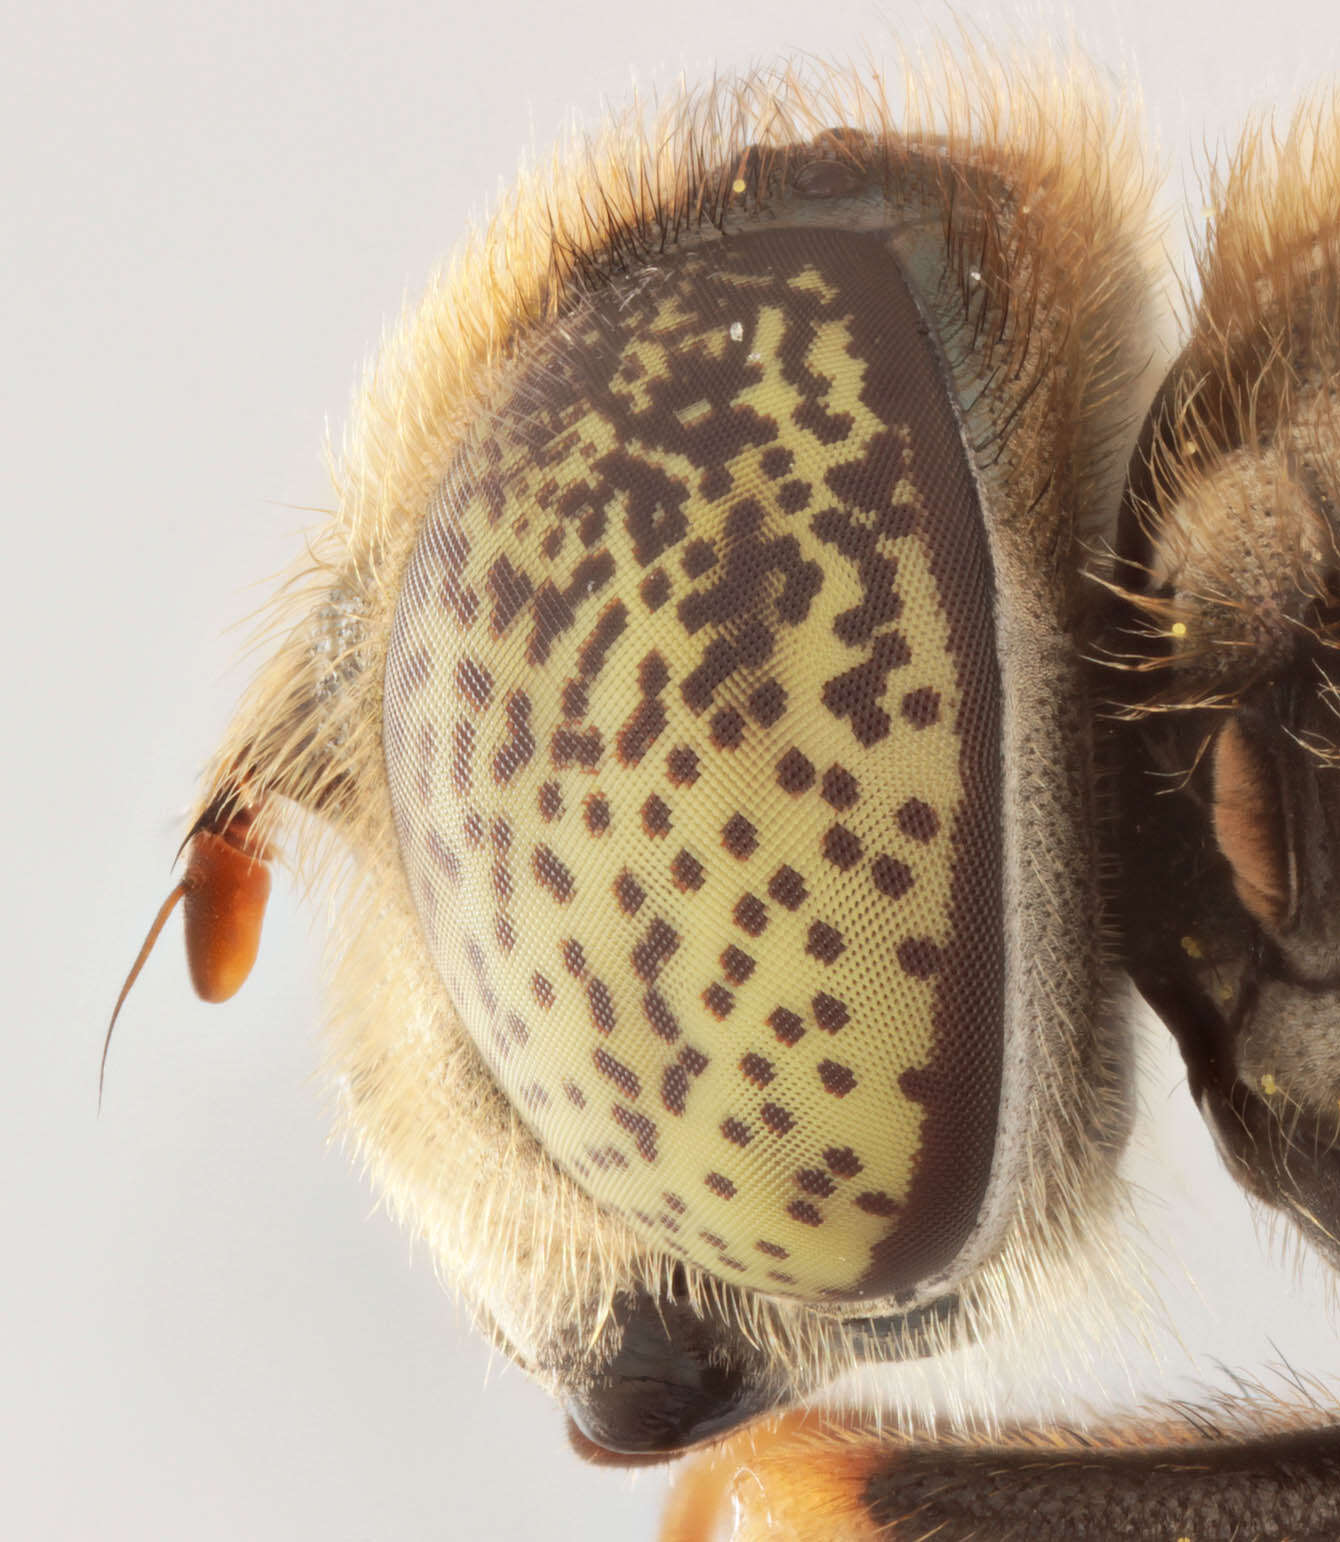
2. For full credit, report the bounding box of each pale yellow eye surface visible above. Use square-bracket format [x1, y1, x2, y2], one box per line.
[384, 223, 1004, 1301]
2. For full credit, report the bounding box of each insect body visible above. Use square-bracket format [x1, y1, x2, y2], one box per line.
[115, 57, 1340, 1538]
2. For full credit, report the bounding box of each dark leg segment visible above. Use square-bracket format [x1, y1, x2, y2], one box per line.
[863, 1425, 1340, 1540]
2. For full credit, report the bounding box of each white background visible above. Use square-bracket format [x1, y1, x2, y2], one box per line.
[9, 1, 1340, 1537]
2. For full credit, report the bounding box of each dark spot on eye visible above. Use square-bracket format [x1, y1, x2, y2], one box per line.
[631, 917, 679, 982]
[492, 692, 536, 784]
[722, 814, 759, 859]
[897, 798, 939, 842]
[617, 655, 670, 766]
[584, 794, 611, 834]
[721, 1117, 752, 1146]
[671, 849, 706, 891]
[710, 708, 745, 749]
[455, 656, 493, 708]
[787, 1199, 824, 1225]
[661, 1064, 688, 1114]
[748, 681, 786, 726]
[666, 745, 700, 785]
[532, 973, 555, 1008]
[659, 1042, 712, 1116]
[776, 748, 815, 793]
[642, 795, 672, 836]
[817, 1060, 857, 1097]
[613, 1105, 659, 1161]
[705, 1172, 736, 1199]
[855, 1191, 900, 1216]
[683, 539, 717, 577]
[391, 645, 431, 698]
[462, 809, 484, 846]
[806, 922, 845, 963]
[588, 978, 616, 1033]
[740, 1052, 775, 1086]
[699, 465, 731, 501]
[721, 946, 755, 984]
[777, 480, 811, 513]
[768, 866, 807, 910]
[425, 829, 460, 886]
[760, 447, 793, 479]
[872, 855, 914, 899]
[640, 569, 671, 611]
[562, 939, 586, 976]
[614, 869, 646, 914]
[551, 725, 603, 769]
[795, 1168, 836, 1197]
[821, 766, 859, 809]
[563, 1080, 586, 1108]
[793, 397, 853, 444]
[823, 1146, 862, 1177]
[822, 824, 862, 870]
[594, 1048, 640, 1099]
[495, 913, 516, 951]
[733, 893, 768, 936]
[643, 989, 681, 1042]
[538, 781, 564, 821]
[485, 553, 534, 637]
[450, 721, 476, 794]
[897, 937, 942, 978]
[755, 1240, 789, 1258]
[702, 983, 734, 1019]
[662, 1191, 686, 1214]
[768, 1007, 805, 1045]
[760, 1101, 795, 1135]
[533, 845, 576, 903]
[901, 686, 941, 728]
[812, 993, 850, 1032]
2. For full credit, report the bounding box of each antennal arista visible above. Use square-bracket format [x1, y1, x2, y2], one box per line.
[100, 773, 272, 1106]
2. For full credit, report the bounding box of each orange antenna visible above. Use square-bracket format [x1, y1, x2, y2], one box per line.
[100, 777, 272, 1107]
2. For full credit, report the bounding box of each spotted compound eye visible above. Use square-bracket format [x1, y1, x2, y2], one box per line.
[383, 225, 1004, 1304]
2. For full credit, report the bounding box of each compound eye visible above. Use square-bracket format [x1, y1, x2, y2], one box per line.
[383, 224, 1005, 1304]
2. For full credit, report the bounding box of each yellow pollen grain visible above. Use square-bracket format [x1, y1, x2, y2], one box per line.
[732, 178, 747, 193]
[1170, 621, 1188, 637]
[1180, 935, 1202, 958]
[1261, 1072, 1279, 1096]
